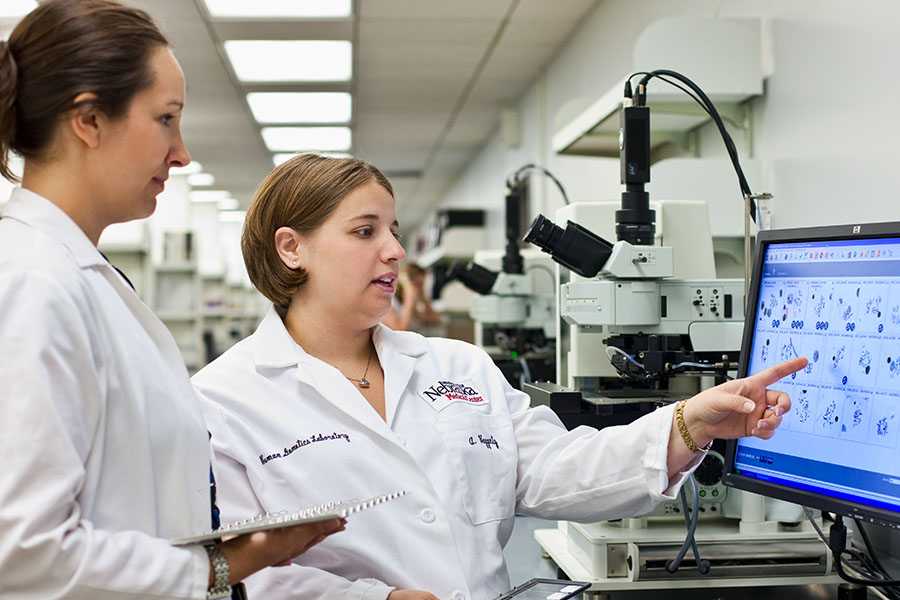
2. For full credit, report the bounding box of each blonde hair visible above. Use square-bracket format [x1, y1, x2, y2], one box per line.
[242, 153, 393, 308]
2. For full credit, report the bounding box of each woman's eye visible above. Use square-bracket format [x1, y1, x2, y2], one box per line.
[356, 227, 373, 237]
[160, 114, 173, 125]
[392, 231, 403, 241]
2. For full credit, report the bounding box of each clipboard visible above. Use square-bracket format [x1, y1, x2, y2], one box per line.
[170, 490, 407, 546]
[493, 578, 591, 600]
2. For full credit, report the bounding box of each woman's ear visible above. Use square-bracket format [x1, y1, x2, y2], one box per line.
[67, 92, 104, 149]
[274, 226, 304, 269]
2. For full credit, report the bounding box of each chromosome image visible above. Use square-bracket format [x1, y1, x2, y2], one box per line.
[875, 340, 900, 389]
[781, 337, 800, 362]
[816, 396, 841, 436]
[823, 339, 850, 385]
[805, 281, 834, 329]
[869, 396, 900, 449]
[857, 284, 887, 334]
[886, 282, 900, 335]
[838, 394, 870, 443]
[845, 337, 880, 387]
[787, 387, 817, 435]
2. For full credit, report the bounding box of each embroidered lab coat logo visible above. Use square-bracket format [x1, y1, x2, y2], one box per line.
[419, 379, 486, 412]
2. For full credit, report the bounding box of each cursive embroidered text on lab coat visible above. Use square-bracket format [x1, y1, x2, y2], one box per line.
[468, 434, 499, 450]
[259, 432, 351, 465]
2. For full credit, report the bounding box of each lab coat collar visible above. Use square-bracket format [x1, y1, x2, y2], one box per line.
[250, 306, 304, 368]
[371, 322, 428, 359]
[250, 306, 429, 431]
[250, 305, 429, 369]
[2, 187, 106, 269]
[371, 324, 427, 425]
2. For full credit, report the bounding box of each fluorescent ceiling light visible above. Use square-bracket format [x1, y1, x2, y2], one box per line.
[170, 162, 204, 176]
[0, 1, 37, 18]
[218, 210, 247, 224]
[273, 152, 351, 167]
[189, 190, 231, 203]
[224, 40, 352, 82]
[203, 0, 351, 18]
[217, 198, 240, 211]
[262, 127, 351, 152]
[247, 92, 351, 124]
[187, 173, 216, 187]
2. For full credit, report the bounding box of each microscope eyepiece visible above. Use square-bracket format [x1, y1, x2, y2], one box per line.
[523, 214, 613, 278]
[522, 214, 561, 252]
[446, 261, 498, 296]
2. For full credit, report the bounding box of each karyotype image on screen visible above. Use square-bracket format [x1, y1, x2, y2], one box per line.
[734, 236, 900, 515]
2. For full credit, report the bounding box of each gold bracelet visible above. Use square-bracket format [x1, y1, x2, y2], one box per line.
[675, 400, 713, 454]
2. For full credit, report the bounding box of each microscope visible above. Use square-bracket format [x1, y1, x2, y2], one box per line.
[525, 72, 834, 591]
[447, 171, 557, 387]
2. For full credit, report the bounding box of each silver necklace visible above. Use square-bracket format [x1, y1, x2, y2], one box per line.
[346, 346, 374, 389]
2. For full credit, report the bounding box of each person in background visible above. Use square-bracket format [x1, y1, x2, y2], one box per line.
[192, 152, 808, 600]
[0, 2, 342, 598]
[382, 262, 442, 333]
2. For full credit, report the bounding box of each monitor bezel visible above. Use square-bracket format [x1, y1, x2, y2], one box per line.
[722, 220, 900, 529]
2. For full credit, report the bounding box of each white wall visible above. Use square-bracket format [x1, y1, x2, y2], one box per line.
[437, 0, 900, 244]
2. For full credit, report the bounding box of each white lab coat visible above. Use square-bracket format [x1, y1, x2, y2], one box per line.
[193, 306, 701, 600]
[0, 188, 211, 599]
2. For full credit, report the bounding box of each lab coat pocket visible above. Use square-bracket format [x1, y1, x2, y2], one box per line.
[433, 412, 517, 524]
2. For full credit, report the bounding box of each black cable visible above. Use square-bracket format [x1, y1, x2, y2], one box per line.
[805, 509, 899, 598]
[640, 69, 752, 200]
[829, 516, 900, 587]
[849, 519, 900, 599]
[854, 518, 892, 578]
[625, 69, 757, 221]
[639, 70, 751, 196]
[510, 164, 570, 205]
[626, 72, 710, 116]
[665, 475, 710, 574]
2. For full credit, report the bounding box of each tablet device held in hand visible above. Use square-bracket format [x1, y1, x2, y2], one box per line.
[493, 578, 590, 600]
[170, 490, 407, 546]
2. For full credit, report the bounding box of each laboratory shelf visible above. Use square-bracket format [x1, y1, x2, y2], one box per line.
[552, 17, 764, 159]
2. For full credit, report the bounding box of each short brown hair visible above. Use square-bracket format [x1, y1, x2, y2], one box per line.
[242, 153, 394, 308]
[0, 0, 168, 182]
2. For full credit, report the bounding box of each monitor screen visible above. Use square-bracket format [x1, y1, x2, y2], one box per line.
[723, 221, 900, 529]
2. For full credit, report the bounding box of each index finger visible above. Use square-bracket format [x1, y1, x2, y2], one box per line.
[750, 357, 808, 387]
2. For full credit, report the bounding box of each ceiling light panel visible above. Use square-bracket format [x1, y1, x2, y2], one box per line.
[247, 92, 352, 124]
[218, 210, 247, 223]
[170, 162, 204, 176]
[203, 0, 351, 18]
[261, 127, 352, 152]
[273, 152, 351, 167]
[189, 190, 231, 203]
[0, 0, 36, 18]
[224, 40, 352, 82]
[187, 173, 216, 187]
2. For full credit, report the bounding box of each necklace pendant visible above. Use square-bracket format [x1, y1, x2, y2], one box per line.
[358, 377, 371, 389]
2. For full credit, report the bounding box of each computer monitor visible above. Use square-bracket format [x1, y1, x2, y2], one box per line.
[723, 221, 900, 529]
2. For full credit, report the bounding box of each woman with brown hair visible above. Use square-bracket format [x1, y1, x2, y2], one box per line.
[193, 152, 807, 600]
[0, 2, 342, 598]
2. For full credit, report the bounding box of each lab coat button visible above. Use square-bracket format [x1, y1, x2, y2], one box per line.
[451, 591, 465, 600]
[396, 436, 406, 446]
[420, 509, 436, 523]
